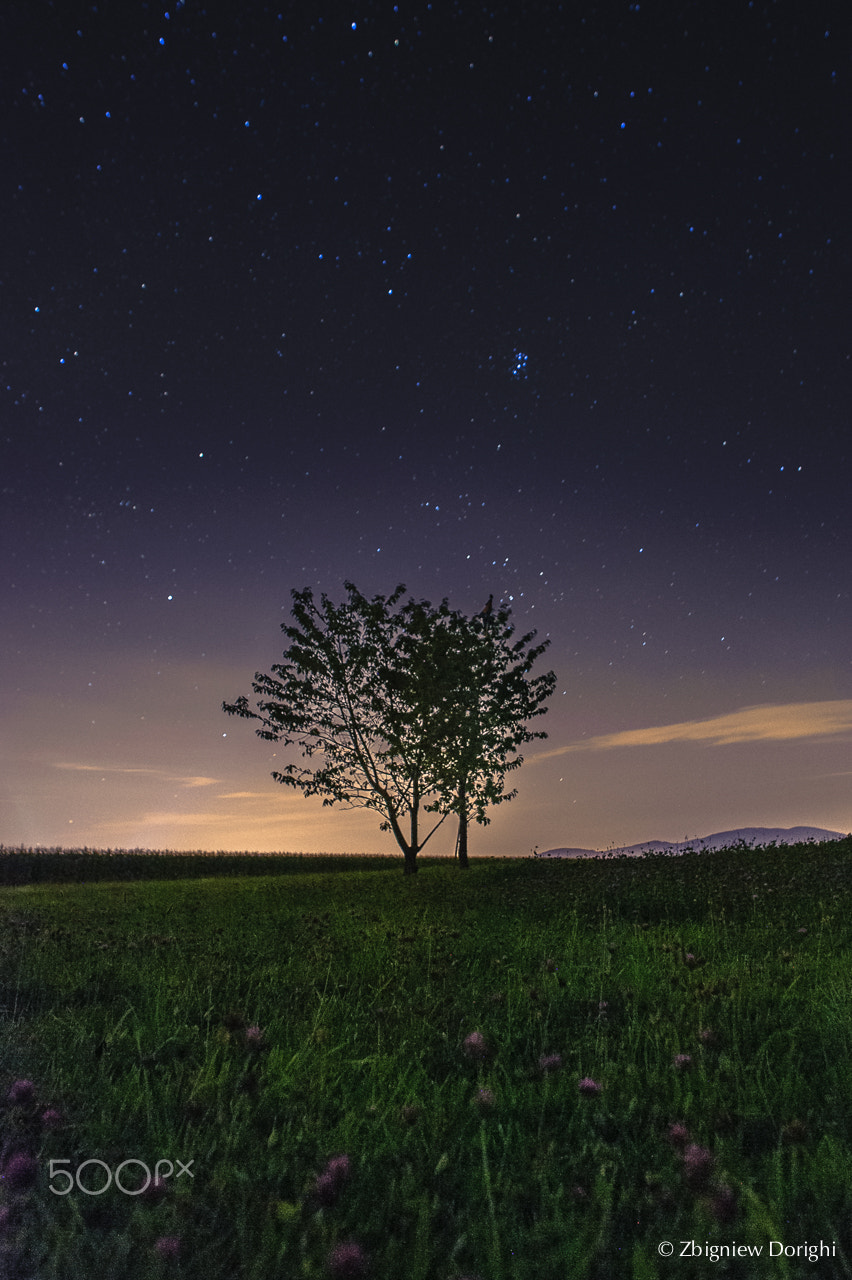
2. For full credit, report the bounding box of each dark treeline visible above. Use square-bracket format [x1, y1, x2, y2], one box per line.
[0, 843, 849, 914]
[0, 847, 404, 886]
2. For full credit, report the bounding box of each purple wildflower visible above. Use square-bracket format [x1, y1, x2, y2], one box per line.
[681, 1143, 714, 1189]
[578, 1077, 601, 1096]
[673, 1053, 693, 1071]
[316, 1154, 351, 1205]
[538, 1053, 563, 1074]
[667, 1122, 690, 1148]
[315, 1171, 340, 1206]
[3, 1153, 37, 1192]
[153, 1236, 181, 1260]
[327, 1239, 368, 1278]
[325, 1154, 351, 1186]
[40, 1107, 63, 1129]
[462, 1031, 489, 1061]
[709, 1184, 737, 1223]
[7, 1080, 35, 1106]
[474, 1087, 495, 1113]
[244, 1024, 264, 1047]
[142, 1174, 169, 1203]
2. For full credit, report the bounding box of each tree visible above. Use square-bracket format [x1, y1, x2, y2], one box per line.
[223, 582, 555, 873]
[223, 582, 442, 875]
[402, 603, 556, 868]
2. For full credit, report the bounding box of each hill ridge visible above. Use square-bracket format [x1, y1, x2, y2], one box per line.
[537, 825, 846, 859]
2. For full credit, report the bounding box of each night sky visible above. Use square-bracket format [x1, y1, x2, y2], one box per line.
[3, 1, 851, 856]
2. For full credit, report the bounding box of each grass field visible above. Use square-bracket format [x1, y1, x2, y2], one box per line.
[0, 841, 850, 1279]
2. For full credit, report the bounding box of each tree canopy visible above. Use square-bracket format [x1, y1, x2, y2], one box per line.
[223, 582, 555, 872]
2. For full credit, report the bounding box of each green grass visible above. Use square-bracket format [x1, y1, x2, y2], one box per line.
[0, 842, 851, 1279]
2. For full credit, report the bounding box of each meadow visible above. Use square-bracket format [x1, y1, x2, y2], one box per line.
[0, 840, 850, 1279]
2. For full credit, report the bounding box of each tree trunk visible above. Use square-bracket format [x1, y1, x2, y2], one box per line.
[456, 776, 469, 869]
[383, 802, 418, 873]
[404, 781, 420, 874]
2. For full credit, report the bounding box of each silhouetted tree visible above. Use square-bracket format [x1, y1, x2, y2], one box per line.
[406, 603, 556, 867]
[223, 582, 555, 873]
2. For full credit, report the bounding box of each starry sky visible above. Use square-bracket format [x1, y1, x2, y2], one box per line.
[3, 1, 851, 856]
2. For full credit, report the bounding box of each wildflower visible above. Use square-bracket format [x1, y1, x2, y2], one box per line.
[7, 1080, 35, 1105]
[462, 1031, 489, 1061]
[3, 1152, 38, 1192]
[316, 1154, 351, 1206]
[538, 1053, 563, 1074]
[142, 1174, 169, 1203]
[327, 1239, 368, 1278]
[473, 1087, 495, 1114]
[40, 1107, 63, 1129]
[681, 1143, 714, 1189]
[578, 1077, 601, 1096]
[244, 1024, 264, 1048]
[673, 1053, 693, 1071]
[153, 1235, 181, 1259]
[709, 1184, 737, 1223]
[683, 953, 698, 967]
[325, 1154, 351, 1185]
[666, 1122, 690, 1148]
[315, 1171, 340, 1206]
[698, 1027, 718, 1047]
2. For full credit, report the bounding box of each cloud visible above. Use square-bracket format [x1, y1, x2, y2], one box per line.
[53, 762, 219, 788]
[90, 801, 354, 842]
[102, 811, 240, 830]
[538, 700, 852, 758]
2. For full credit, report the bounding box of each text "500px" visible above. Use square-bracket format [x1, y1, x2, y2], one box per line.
[48, 1158, 194, 1196]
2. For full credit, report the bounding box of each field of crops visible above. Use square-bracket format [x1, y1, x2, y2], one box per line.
[0, 841, 850, 1279]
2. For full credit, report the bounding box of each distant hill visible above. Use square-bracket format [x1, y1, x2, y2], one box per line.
[536, 826, 847, 859]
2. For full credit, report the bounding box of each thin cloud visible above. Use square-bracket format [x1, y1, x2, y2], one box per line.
[92, 804, 341, 838]
[54, 762, 218, 788]
[537, 700, 852, 758]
